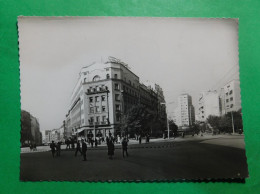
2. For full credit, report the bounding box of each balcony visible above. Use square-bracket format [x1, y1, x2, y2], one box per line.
[88, 121, 109, 126]
[86, 87, 109, 95]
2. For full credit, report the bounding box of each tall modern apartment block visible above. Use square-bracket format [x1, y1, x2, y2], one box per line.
[222, 79, 242, 113]
[64, 57, 166, 139]
[173, 94, 195, 127]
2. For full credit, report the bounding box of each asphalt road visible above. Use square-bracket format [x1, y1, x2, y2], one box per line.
[20, 136, 248, 181]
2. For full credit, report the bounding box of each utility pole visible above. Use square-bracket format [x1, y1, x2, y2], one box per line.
[231, 111, 235, 134]
[161, 102, 170, 139]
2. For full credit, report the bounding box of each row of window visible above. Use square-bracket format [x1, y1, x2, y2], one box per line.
[89, 106, 106, 113]
[226, 104, 234, 109]
[225, 90, 233, 96]
[88, 85, 108, 93]
[226, 97, 233, 103]
[89, 116, 107, 124]
[89, 96, 106, 103]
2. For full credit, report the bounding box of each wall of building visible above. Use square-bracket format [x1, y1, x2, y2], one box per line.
[64, 58, 166, 139]
[223, 79, 241, 113]
[173, 94, 195, 127]
[198, 91, 221, 122]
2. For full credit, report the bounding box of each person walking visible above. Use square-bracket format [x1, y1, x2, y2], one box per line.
[91, 138, 94, 148]
[81, 139, 87, 161]
[50, 141, 56, 158]
[75, 140, 82, 157]
[71, 138, 75, 149]
[107, 138, 115, 160]
[95, 138, 98, 148]
[56, 141, 61, 157]
[29, 143, 33, 151]
[122, 137, 129, 158]
[33, 143, 37, 151]
[139, 135, 142, 144]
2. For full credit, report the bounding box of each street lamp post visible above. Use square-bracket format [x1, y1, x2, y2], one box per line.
[226, 88, 235, 135]
[160, 102, 170, 139]
[89, 103, 96, 140]
[231, 111, 235, 134]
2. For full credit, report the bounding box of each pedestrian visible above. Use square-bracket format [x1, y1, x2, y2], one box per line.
[117, 135, 121, 144]
[50, 141, 56, 158]
[81, 139, 87, 161]
[56, 141, 61, 156]
[66, 139, 71, 149]
[107, 138, 115, 160]
[139, 135, 142, 144]
[75, 140, 82, 157]
[33, 143, 37, 151]
[95, 138, 98, 148]
[71, 138, 75, 149]
[30, 143, 33, 151]
[122, 137, 129, 158]
[91, 138, 94, 148]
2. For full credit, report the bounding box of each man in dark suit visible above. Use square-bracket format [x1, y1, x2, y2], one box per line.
[75, 140, 82, 157]
[122, 137, 129, 158]
[81, 139, 87, 161]
[50, 141, 56, 158]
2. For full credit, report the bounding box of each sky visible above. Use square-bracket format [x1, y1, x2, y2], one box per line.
[18, 17, 239, 132]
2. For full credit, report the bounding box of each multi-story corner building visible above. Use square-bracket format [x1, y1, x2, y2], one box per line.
[198, 90, 221, 122]
[173, 94, 195, 127]
[64, 57, 166, 139]
[222, 79, 242, 113]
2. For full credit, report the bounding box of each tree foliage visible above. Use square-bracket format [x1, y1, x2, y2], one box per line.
[206, 109, 243, 133]
[169, 119, 178, 136]
[119, 104, 162, 137]
[21, 110, 32, 145]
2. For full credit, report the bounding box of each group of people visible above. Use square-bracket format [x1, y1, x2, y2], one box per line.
[49, 134, 129, 160]
[137, 134, 150, 144]
[50, 141, 62, 157]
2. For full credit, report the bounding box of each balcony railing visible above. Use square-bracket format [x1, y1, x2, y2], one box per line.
[88, 121, 108, 126]
[86, 87, 109, 95]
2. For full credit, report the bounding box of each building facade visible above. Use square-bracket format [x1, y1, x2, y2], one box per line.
[173, 94, 195, 127]
[198, 90, 221, 122]
[222, 79, 241, 113]
[64, 57, 166, 139]
[44, 126, 65, 143]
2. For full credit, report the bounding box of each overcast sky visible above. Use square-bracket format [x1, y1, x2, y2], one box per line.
[18, 17, 239, 132]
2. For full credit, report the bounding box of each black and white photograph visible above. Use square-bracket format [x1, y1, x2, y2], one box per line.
[18, 17, 248, 181]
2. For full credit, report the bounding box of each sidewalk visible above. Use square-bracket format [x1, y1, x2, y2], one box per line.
[21, 133, 245, 153]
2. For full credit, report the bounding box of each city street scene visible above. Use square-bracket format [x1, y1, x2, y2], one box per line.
[18, 17, 248, 181]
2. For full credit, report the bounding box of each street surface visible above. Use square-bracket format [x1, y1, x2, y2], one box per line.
[20, 134, 248, 181]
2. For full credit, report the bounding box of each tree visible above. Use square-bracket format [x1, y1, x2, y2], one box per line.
[21, 110, 32, 146]
[207, 115, 221, 134]
[119, 104, 154, 137]
[207, 115, 220, 129]
[225, 109, 243, 132]
[169, 119, 178, 137]
[219, 115, 232, 133]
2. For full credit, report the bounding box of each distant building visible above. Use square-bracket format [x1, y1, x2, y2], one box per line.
[198, 90, 221, 122]
[222, 79, 241, 113]
[44, 126, 65, 143]
[44, 130, 51, 143]
[64, 57, 166, 139]
[173, 94, 195, 127]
